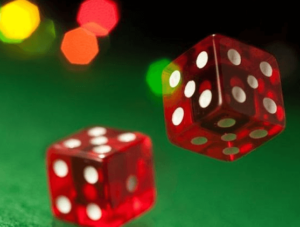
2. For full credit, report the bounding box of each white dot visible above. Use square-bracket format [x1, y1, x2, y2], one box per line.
[223, 147, 239, 155]
[227, 49, 241, 65]
[217, 118, 236, 128]
[247, 75, 258, 89]
[249, 129, 268, 139]
[84, 166, 98, 184]
[86, 203, 102, 221]
[118, 133, 136, 142]
[53, 160, 68, 177]
[184, 80, 196, 98]
[221, 133, 237, 141]
[232, 86, 246, 103]
[169, 70, 181, 88]
[199, 89, 212, 108]
[88, 127, 107, 137]
[90, 136, 108, 145]
[99, 154, 106, 159]
[191, 137, 208, 145]
[126, 175, 138, 192]
[260, 61, 272, 77]
[93, 145, 112, 153]
[172, 107, 184, 126]
[263, 98, 277, 114]
[63, 139, 81, 148]
[56, 196, 71, 214]
[196, 51, 208, 68]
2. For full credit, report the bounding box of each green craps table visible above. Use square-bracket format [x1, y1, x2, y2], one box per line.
[0, 2, 300, 227]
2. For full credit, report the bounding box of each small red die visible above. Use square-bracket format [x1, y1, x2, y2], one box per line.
[162, 34, 286, 161]
[46, 126, 156, 226]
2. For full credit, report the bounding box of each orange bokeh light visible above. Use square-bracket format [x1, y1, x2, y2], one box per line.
[77, 0, 119, 37]
[61, 27, 99, 65]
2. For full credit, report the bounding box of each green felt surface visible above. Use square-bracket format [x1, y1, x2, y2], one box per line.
[0, 21, 300, 227]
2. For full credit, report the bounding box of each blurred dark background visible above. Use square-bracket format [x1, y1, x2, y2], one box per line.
[34, 0, 300, 96]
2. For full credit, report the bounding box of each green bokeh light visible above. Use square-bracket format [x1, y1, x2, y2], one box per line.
[17, 19, 56, 54]
[146, 58, 171, 96]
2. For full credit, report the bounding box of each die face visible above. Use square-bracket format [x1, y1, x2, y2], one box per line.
[162, 35, 221, 141]
[71, 158, 109, 226]
[47, 150, 78, 223]
[162, 34, 286, 161]
[215, 34, 285, 127]
[106, 136, 155, 217]
[46, 126, 156, 226]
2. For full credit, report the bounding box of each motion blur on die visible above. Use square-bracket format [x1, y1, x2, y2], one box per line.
[162, 34, 285, 161]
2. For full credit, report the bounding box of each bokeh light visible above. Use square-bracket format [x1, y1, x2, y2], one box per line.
[0, 31, 23, 44]
[0, 0, 40, 42]
[162, 61, 181, 95]
[61, 27, 99, 65]
[77, 0, 119, 37]
[146, 59, 171, 96]
[18, 19, 56, 55]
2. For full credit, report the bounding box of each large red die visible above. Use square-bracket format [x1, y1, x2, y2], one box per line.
[46, 126, 156, 226]
[162, 34, 286, 161]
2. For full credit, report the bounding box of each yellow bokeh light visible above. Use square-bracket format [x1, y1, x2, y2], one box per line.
[0, 0, 40, 41]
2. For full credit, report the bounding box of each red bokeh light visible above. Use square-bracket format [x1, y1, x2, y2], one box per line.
[77, 0, 119, 37]
[61, 27, 99, 65]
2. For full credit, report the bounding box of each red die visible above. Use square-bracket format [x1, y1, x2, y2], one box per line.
[46, 126, 156, 226]
[162, 34, 286, 161]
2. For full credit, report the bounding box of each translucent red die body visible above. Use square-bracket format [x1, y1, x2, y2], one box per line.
[162, 34, 285, 161]
[46, 126, 156, 226]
